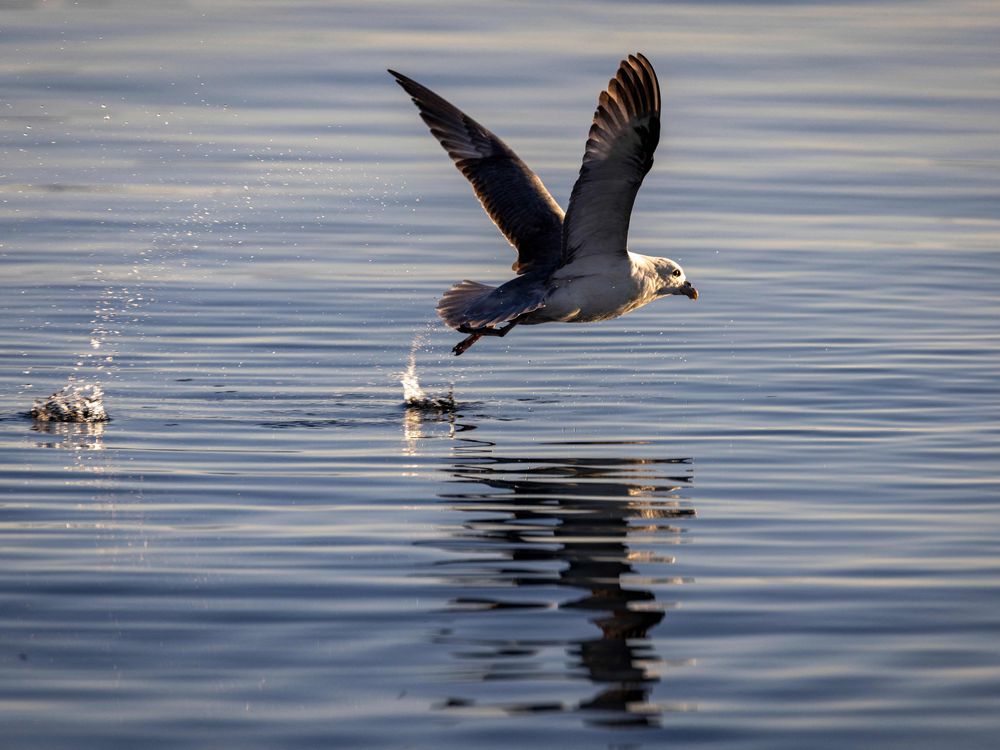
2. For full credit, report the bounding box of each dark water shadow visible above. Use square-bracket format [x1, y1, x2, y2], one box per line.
[417, 414, 696, 728]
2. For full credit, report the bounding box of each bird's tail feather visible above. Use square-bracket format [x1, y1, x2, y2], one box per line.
[437, 278, 545, 330]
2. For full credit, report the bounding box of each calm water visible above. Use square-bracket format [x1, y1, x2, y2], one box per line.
[2, 1, 1000, 748]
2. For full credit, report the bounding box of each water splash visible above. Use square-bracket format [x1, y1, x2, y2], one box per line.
[30, 383, 108, 423]
[401, 335, 455, 411]
[24, 275, 132, 423]
[21, 184, 231, 421]
[401, 335, 458, 456]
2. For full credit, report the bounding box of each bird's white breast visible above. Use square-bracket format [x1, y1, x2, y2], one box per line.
[540, 253, 660, 323]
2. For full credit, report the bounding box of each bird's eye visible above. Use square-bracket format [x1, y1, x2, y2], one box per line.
[671, 269, 681, 277]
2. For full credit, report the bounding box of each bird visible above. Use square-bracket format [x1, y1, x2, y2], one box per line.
[389, 53, 697, 356]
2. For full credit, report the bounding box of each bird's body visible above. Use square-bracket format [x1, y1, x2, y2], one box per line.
[390, 54, 697, 355]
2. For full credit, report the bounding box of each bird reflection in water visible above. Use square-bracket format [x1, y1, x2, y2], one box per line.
[423, 431, 695, 727]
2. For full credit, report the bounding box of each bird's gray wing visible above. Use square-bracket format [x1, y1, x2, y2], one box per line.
[560, 53, 660, 267]
[389, 70, 565, 275]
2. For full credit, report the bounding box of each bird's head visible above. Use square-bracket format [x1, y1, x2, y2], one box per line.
[653, 257, 698, 300]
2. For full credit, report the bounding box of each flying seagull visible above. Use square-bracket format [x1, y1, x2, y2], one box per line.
[389, 53, 697, 356]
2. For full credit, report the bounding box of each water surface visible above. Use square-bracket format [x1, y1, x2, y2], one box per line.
[2, 1, 999, 748]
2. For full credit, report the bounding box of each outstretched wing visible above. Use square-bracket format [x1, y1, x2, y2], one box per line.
[560, 53, 661, 267]
[389, 70, 565, 275]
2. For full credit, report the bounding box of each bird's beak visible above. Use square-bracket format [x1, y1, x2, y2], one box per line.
[681, 281, 698, 300]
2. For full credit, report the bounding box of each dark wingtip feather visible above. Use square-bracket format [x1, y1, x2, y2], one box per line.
[389, 67, 565, 276]
[560, 52, 663, 266]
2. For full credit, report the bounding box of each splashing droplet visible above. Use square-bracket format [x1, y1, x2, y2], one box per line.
[401, 349, 426, 403]
[30, 383, 108, 423]
[400, 336, 455, 411]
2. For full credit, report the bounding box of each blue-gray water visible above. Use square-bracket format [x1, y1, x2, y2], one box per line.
[2, 1, 999, 748]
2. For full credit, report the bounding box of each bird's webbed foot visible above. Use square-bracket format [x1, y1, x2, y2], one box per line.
[452, 321, 519, 355]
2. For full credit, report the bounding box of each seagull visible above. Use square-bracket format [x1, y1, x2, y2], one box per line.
[389, 53, 697, 356]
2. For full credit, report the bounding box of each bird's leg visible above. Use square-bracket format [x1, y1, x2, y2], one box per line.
[452, 333, 482, 356]
[452, 321, 519, 356]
